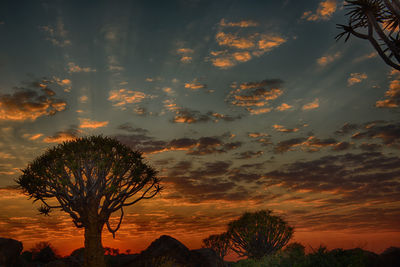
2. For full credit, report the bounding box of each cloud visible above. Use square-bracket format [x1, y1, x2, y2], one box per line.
[39, 18, 71, 47]
[171, 108, 241, 124]
[0, 152, 15, 159]
[23, 133, 43, 141]
[209, 26, 286, 69]
[43, 128, 79, 143]
[353, 52, 377, 63]
[317, 52, 341, 66]
[276, 103, 293, 111]
[273, 124, 299, 133]
[219, 19, 258, 28]
[116, 133, 241, 155]
[274, 136, 340, 153]
[228, 79, 284, 114]
[335, 122, 360, 135]
[117, 123, 149, 134]
[302, 98, 319, 110]
[67, 62, 96, 73]
[347, 73, 367, 86]
[302, 0, 337, 21]
[0, 86, 67, 121]
[177, 48, 194, 63]
[265, 152, 400, 206]
[79, 118, 109, 129]
[184, 79, 207, 90]
[108, 89, 155, 107]
[235, 150, 264, 159]
[376, 73, 400, 108]
[351, 121, 400, 148]
[79, 95, 88, 103]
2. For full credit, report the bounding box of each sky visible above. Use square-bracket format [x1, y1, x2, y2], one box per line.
[0, 0, 399, 260]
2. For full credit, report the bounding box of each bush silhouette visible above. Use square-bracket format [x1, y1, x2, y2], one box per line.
[228, 210, 293, 260]
[202, 232, 231, 260]
[30, 241, 58, 264]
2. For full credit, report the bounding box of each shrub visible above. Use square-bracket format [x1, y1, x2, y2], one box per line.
[228, 210, 293, 260]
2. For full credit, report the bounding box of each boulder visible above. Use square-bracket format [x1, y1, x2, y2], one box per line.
[0, 237, 23, 267]
[127, 235, 225, 267]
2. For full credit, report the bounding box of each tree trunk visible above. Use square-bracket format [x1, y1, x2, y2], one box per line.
[84, 218, 106, 267]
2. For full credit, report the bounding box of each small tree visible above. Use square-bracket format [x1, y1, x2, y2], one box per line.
[227, 210, 293, 260]
[336, 0, 400, 70]
[202, 232, 231, 260]
[30, 241, 58, 263]
[16, 136, 162, 267]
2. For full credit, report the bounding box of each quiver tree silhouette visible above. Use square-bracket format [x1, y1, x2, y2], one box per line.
[202, 232, 231, 260]
[336, 0, 400, 70]
[227, 210, 293, 260]
[16, 135, 162, 267]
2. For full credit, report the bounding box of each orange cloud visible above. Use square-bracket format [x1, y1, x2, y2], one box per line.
[67, 62, 96, 73]
[219, 19, 258, 28]
[302, 0, 337, 21]
[23, 133, 43, 141]
[216, 32, 255, 49]
[248, 132, 269, 138]
[0, 88, 67, 121]
[39, 19, 71, 47]
[79, 95, 88, 103]
[108, 89, 154, 107]
[257, 35, 286, 53]
[276, 103, 293, 111]
[184, 79, 207, 90]
[43, 131, 77, 143]
[0, 152, 15, 159]
[211, 56, 236, 69]
[273, 124, 299, 133]
[79, 118, 109, 129]
[248, 107, 272, 115]
[317, 52, 341, 66]
[232, 51, 252, 62]
[376, 78, 400, 108]
[302, 98, 319, 110]
[347, 73, 367, 86]
[177, 48, 194, 63]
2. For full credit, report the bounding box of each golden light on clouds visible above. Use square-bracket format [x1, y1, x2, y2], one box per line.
[347, 73, 367, 86]
[317, 52, 341, 66]
[302, 0, 337, 21]
[43, 132, 77, 143]
[108, 89, 154, 107]
[302, 98, 319, 110]
[79, 118, 109, 129]
[276, 103, 293, 111]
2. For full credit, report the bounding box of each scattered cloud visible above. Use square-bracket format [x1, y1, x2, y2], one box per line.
[43, 128, 79, 143]
[177, 48, 194, 63]
[219, 19, 258, 28]
[0, 86, 67, 121]
[317, 52, 341, 66]
[273, 124, 299, 133]
[209, 24, 286, 69]
[107, 56, 124, 72]
[353, 52, 377, 63]
[108, 89, 155, 107]
[0, 152, 15, 159]
[116, 133, 241, 155]
[171, 108, 241, 124]
[302, 0, 337, 21]
[228, 79, 284, 114]
[117, 123, 149, 134]
[184, 79, 207, 90]
[351, 121, 400, 148]
[79, 118, 109, 129]
[376, 71, 400, 108]
[23, 133, 43, 141]
[276, 103, 293, 111]
[79, 95, 88, 103]
[67, 62, 96, 73]
[39, 18, 71, 47]
[274, 136, 340, 153]
[302, 98, 319, 110]
[347, 73, 367, 86]
[235, 150, 264, 159]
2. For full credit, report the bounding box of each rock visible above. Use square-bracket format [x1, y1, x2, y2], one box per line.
[0, 237, 23, 267]
[127, 235, 225, 267]
[129, 235, 192, 266]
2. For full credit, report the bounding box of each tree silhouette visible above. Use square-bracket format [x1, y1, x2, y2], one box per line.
[16, 136, 162, 267]
[227, 210, 293, 260]
[336, 0, 400, 70]
[202, 232, 231, 260]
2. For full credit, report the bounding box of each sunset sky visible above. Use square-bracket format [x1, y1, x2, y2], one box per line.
[0, 0, 399, 260]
